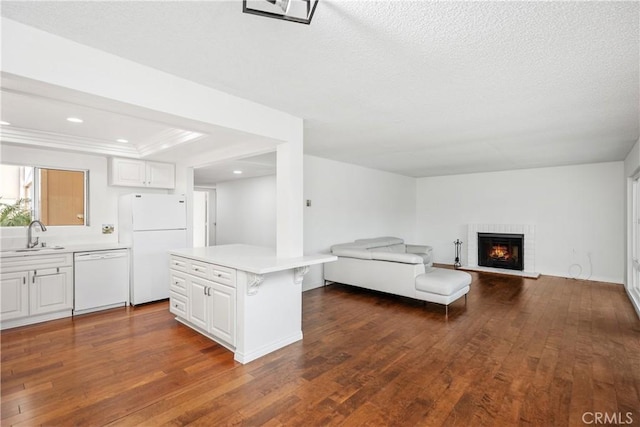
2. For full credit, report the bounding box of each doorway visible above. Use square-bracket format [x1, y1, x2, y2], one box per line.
[193, 188, 216, 248]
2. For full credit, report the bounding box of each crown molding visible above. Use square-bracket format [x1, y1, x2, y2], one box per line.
[137, 128, 206, 157]
[0, 127, 141, 158]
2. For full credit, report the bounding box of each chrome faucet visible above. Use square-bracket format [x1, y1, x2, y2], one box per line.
[27, 220, 47, 248]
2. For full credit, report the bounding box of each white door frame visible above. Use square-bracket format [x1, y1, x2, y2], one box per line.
[627, 174, 640, 317]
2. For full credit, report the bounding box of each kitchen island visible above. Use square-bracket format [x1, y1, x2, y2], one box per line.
[168, 244, 336, 363]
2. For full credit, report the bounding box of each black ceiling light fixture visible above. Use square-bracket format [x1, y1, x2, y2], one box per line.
[243, 0, 319, 25]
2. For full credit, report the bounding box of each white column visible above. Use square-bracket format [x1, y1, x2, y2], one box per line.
[276, 118, 304, 258]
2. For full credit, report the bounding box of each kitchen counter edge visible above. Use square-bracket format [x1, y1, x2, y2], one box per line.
[0, 243, 131, 259]
[170, 244, 337, 274]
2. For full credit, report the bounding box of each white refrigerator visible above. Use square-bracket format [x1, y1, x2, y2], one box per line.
[119, 194, 187, 305]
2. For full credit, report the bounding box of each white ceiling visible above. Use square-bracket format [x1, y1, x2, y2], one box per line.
[1, 87, 203, 158]
[1, 1, 638, 179]
[194, 152, 277, 187]
[0, 74, 280, 184]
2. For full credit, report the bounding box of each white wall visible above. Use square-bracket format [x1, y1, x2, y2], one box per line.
[416, 162, 624, 283]
[0, 144, 168, 248]
[303, 155, 418, 290]
[215, 175, 276, 248]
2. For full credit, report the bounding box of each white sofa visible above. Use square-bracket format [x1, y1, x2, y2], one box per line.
[324, 237, 471, 314]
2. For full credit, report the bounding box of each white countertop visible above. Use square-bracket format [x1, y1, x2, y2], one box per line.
[0, 243, 130, 259]
[170, 244, 337, 274]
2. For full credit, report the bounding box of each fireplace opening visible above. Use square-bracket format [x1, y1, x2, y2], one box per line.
[478, 233, 524, 271]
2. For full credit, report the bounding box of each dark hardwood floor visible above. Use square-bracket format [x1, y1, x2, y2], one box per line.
[2, 271, 639, 426]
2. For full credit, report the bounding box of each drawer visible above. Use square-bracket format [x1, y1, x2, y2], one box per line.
[171, 256, 236, 287]
[2, 253, 73, 273]
[210, 264, 236, 287]
[169, 271, 188, 296]
[169, 291, 188, 318]
[189, 260, 211, 279]
[169, 256, 188, 273]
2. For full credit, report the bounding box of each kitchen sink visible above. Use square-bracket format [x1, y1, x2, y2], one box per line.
[12, 246, 65, 253]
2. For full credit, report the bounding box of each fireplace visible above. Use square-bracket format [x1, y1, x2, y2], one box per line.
[478, 233, 524, 271]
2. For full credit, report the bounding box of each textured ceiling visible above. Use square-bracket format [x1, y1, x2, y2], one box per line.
[1, 1, 639, 177]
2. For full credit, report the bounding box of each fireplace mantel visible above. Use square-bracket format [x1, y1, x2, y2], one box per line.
[464, 224, 539, 278]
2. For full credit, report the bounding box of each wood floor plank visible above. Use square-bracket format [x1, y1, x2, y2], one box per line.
[2, 272, 639, 426]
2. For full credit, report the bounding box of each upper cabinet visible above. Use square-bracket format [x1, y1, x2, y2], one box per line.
[108, 158, 175, 189]
[145, 161, 176, 189]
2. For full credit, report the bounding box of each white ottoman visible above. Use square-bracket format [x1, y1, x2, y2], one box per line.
[415, 268, 472, 315]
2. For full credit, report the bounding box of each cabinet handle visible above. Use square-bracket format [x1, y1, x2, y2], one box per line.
[208, 287, 212, 296]
[203, 287, 207, 295]
[23, 277, 26, 285]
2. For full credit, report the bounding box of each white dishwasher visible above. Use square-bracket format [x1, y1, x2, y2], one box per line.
[74, 250, 129, 315]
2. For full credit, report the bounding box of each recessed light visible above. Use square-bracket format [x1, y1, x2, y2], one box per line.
[0, 121, 10, 126]
[233, 170, 243, 175]
[67, 117, 83, 123]
[116, 139, 129, 143]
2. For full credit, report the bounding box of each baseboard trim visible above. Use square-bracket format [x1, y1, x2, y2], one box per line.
[459, 265, 540, 279]
[1, 309, 72, 330]
[625, 286, 640, 319]
[234, 331, 303, 364]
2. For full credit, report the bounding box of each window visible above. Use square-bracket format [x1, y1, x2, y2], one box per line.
[0, 164, 88, 227]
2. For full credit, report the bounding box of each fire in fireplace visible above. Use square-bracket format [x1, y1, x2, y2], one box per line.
[478, 233, 524, 271]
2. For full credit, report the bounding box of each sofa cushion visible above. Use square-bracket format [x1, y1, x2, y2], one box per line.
[415, 253, 433, 266]
[331, 241, 373, 251]
[415, 269, 472, 296]
[330, 248, 373, 260]
[354, 237, 404, 248]
[406, 244, 431, 254]
[369, 243, 406, 253]
[331, 237, 425, 264]
[369, 251, 423, 264]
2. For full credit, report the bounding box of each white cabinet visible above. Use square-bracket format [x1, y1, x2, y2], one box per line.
[0, 271, 29, 320]
[145, 162, 175, 189]
[169, 256, 236, 348]
[30, 267, 73, 316]
[1, 253, 74, 329]
[109, 157, 175, 189]
[110, 158, 146, 187]
[187, 277, 210, 331]
[208, 282, 236, 345]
